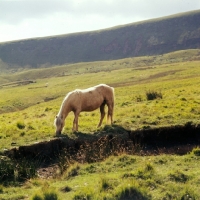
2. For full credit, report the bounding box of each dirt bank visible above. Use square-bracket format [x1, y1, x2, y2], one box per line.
[5, 123, 200, 164]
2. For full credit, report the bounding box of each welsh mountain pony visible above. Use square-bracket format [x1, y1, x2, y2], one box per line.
[54, 84, 114, 135]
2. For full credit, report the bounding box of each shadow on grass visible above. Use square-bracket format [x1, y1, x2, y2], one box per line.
[117, 186, 150, 200]
[72, 124, 129, 138]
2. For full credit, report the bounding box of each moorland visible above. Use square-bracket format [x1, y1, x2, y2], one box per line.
[0, 49, 200, 199]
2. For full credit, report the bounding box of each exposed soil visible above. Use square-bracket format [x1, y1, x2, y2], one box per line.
[4, 123, 200, 178]
[5, 123, 200, 159]
[0, 80, 35, 88]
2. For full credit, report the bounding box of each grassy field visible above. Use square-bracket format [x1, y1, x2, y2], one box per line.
[0, 50, 200, 199]
[1, 152, 200, 199]
[0, 50, 200, 149]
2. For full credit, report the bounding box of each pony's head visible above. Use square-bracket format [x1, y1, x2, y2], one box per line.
[54, 115, 65, 136]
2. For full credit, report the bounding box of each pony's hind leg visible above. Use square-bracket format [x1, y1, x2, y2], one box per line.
[107, 102, 114, 124]
[97, 103, 106, 127]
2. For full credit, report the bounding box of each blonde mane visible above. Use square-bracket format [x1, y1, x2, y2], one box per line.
[54, 84, 114, 135]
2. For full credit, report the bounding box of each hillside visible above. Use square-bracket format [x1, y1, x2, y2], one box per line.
[0, 56, 200, 199]
[0, 9, 200, 69]
[0, 49, 199, 85]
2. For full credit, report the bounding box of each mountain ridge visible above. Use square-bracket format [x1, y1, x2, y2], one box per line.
[0, 9, 200, 69]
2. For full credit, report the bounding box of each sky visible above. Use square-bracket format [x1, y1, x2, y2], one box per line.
[0, 0, 200, 43]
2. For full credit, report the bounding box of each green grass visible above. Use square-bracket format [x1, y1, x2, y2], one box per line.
[0, 51, 200, 149]
[1, 152, 200, 199]
[0, 50, 200, 199]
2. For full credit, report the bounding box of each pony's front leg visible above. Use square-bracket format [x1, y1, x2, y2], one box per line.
[72, 111, 79, 132]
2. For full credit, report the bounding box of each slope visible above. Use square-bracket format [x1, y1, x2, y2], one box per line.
[0, 10, 200, 69]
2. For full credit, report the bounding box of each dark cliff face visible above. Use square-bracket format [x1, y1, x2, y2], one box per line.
[0, 10, 200, 68]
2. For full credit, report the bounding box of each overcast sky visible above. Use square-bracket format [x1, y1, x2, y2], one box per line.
[0, 0, 200, 43]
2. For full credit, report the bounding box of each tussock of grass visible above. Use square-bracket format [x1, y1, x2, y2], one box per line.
[32, 189, 58, 200]
[116, 185, 150, 200]
[146, 90, 163, 100]
[63, 163, 80, 180]
[191, 147, 200, 156]
[169, 170, 189, 183]
[0, 156, 38, 183]
[16, 121, 26, 129]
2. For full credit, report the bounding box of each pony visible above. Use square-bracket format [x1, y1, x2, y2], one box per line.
[54, 84, 114, 135]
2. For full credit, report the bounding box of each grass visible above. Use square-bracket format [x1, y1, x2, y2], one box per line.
[0, 55, 200, 149]
[0, 50, 200, 199]
[1, 152, 200, 199]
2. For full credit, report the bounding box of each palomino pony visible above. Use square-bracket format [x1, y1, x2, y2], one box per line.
[54, 84, 114, 135]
